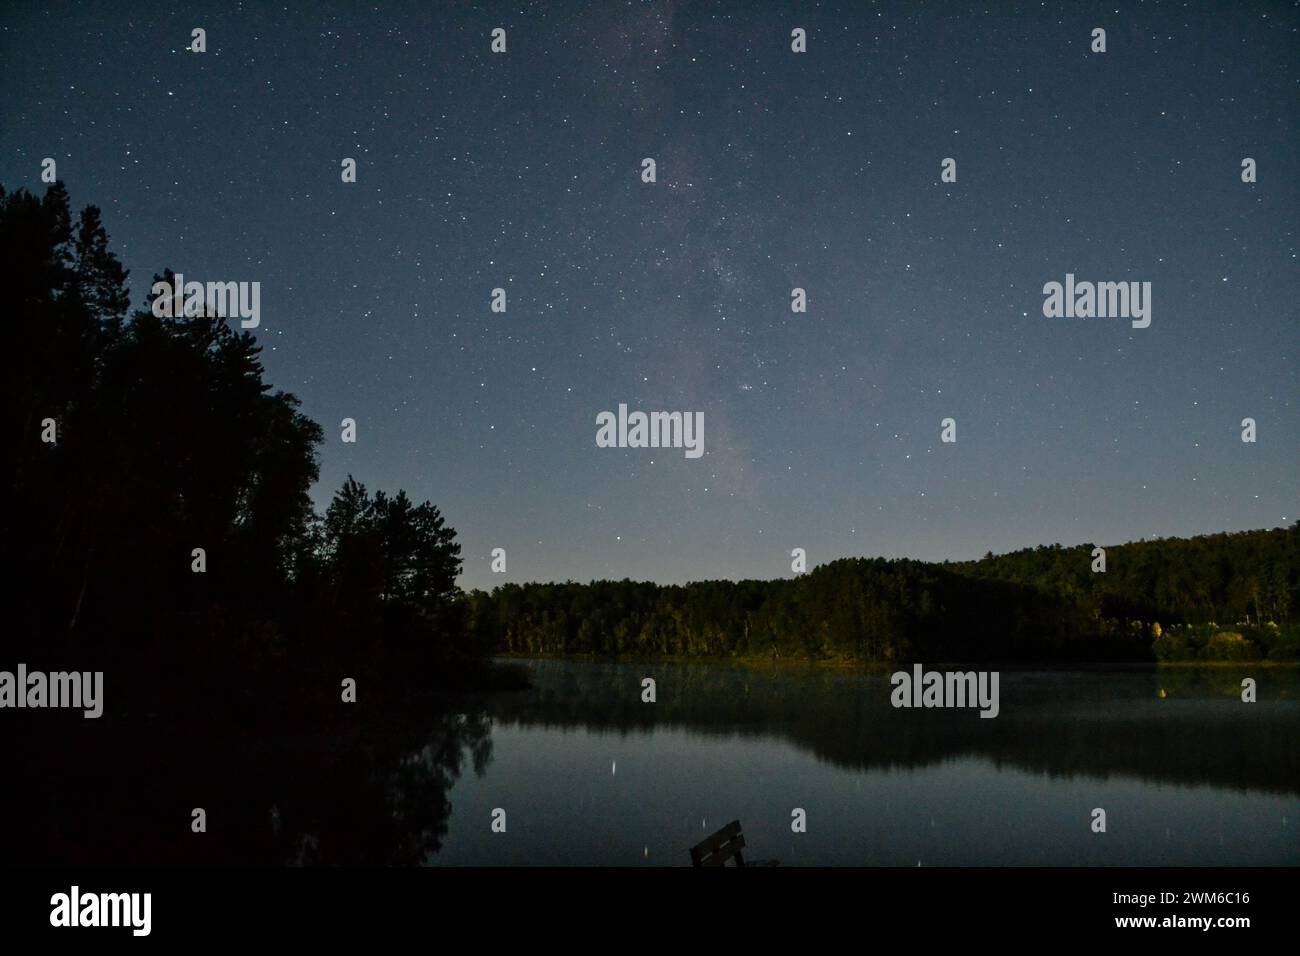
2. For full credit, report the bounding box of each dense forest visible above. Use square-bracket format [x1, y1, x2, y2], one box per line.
[466, 527, 1300, 663]
[3, 182, 499, 719]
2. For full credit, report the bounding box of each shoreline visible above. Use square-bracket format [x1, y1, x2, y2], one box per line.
[494, 653, 1299, 673]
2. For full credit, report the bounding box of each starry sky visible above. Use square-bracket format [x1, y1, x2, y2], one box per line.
[2, 1, 1295, 591]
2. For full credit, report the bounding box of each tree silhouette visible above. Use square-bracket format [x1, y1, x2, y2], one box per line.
[3, 181, 484, 716]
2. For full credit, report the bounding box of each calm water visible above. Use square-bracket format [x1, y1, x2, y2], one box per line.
[429, 659, 1299, 866]
[5, 659, 1297, 866]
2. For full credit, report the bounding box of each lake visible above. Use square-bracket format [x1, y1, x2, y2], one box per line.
[4, 658, 1296, 866]
[427, 659, 1299, 866]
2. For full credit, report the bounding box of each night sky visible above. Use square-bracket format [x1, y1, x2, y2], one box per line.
[2, 1, 1295, 591]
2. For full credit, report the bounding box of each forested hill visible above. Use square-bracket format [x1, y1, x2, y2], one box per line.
[949, 527, 1296, 626]
[465, 526, 1299, 663]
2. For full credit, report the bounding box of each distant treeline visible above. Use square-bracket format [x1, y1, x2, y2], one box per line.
[465, 527, 1300, 663]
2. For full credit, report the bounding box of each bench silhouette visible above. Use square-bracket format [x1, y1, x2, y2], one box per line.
[689, 820, 778, 867]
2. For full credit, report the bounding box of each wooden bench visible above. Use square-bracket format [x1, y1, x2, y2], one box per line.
[689, 820, 778, 867]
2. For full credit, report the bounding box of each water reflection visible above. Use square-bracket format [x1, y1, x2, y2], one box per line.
[423, 660, 1298, 866]
[490, 660, 1300, 795]
[4, 660, 1296, 866]
[1, 708, 493, 866]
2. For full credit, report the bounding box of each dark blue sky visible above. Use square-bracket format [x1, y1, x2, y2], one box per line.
[2, 1, 1295, 591]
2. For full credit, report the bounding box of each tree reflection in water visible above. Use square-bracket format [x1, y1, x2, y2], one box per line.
[0, 707, 494, 866]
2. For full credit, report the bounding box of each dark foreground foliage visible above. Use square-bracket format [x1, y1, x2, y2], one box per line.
[2, 182, 501, 720]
